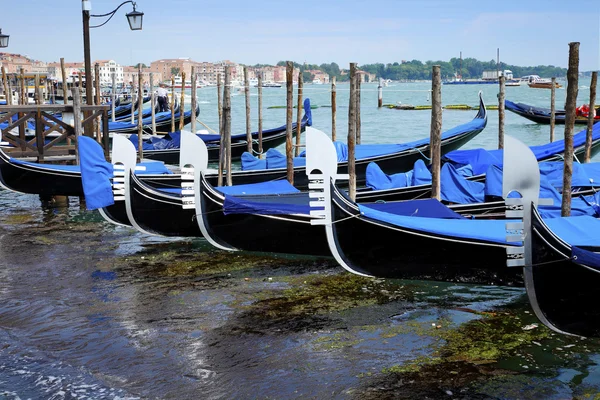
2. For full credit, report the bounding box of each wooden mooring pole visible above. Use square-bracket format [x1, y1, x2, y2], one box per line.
[498, 75, 505, 149]
[584, 71, 597, 163]
[217, 72, 224, 186]
[562, 42, 580, 217]
[149, 72, 156, 134]
[430, 65, 442, 201]
[170, 76, 175, 133]
[71, 87, 83, 165]
[331, 76, 337, 141]
[111, 72, 116, 122]
[295, 72, 303, 156]
[348, 63, 357, 201]
[19, 68, 25, 105]
[356, 74, 361, 145]
[130, 74, 136, 124]
[179, 71, 186, 131]
[191, 67, 197, 134]
[94, 63, 101, 143]
[223, 66, 232, 186]
[285, 61, 294, 184]
[60, 59, 68, 104]
[1, 66, 9, 104]
[244, 66, 251, 152]
[378, 78, 383, 108]
[550, 77, 556, 142]
[137, 65, 144, 162]
[257, 72, 263, 156]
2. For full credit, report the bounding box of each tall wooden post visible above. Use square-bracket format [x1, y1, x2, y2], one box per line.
[223, 66, 232, 186]
[1, 66, 9, 104]
[94, 63, 101, 143]
[348, 63, 357, 201]
[217, 73, 225, 186]
[584, 71, 597, 163]
[498, 75, 505, 149]
[285, 61, 294, 184]
[71, 87, 83, 165]
[130, 74, 136, 124]
[60, 58, 68, 104]
[149, 72, 156, 133]
[137, 65, 144, 162]
[34, 74, 41, 105]
[19, 68, 25, 105]
[550, 77, 556, 142]
[243, 66, 251, 152]
[331, 76, 337, 141]
[430, 65, 443, 201]
[179, 71, 186, 131]
[170, 76, 175, 133]
[191, 67, 197, 134]
[562, 42, 580, 217]
[111, 72, 116, 121]
[257, 72, 263, 156]
[378, 78, 383, 108]
[356, 74, 361, 145]
[295, 72, 303, 156]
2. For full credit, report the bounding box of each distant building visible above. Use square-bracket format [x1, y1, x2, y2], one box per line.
[94, 60, 124, 86]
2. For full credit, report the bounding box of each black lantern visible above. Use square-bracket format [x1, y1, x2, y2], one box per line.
[0, 29, 9, 48]
[126, 3, 143, 31]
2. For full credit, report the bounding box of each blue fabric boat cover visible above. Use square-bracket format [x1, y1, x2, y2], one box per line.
[364, 199, 465, 219]
[544, 216, 600, 247]
[539, 162, 600, 189]
[217, 180, 300, 196]
[241, 152, 267, 170]
[108, 108, 186, 131]
[365, 162, 413, 190]
[358, 203, 518, 245]
[412, 159, 432, 185]
[445, 122, 600, 174]
[505, 100, 553, 117]
[571, 246, 600, 270]
[78, 136, 114, 210]
[130, 132, 182, 151]
[440, 163, 484, 204]
[223, 195, 313, 216]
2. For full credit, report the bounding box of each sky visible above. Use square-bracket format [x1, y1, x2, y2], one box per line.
[3, 0, 600, 70]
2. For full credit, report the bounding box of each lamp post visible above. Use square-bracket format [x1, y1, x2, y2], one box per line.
[82, 0, 143, 133]
[0, 29, 9, 48]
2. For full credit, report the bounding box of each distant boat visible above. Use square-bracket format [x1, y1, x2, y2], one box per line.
[254, 81, 281, 88]
[312, 78, 323, 85]
[167, 75, 194, 89]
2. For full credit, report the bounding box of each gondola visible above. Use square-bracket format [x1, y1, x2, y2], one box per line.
[107, 104, 197, 135]
[135, 98, 313, 164]
[203, 92, 488, 190]
[305, 127, 524, 284]
[355, 119, 600, 203]
[505, 100, 600, 124]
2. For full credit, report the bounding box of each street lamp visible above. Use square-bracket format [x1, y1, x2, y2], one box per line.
[82, 0, 143, 131]
[0, 29, 9, 48]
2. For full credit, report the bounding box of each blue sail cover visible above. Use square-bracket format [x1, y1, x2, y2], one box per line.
[358, 204, 518, 245]
[217, 180, 299, 196]
[78, 136, 114, 210]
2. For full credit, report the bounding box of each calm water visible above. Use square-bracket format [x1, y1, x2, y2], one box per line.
[1, 80, 600, 399]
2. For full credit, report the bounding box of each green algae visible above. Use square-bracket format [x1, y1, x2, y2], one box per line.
[2, 213, 37, 225]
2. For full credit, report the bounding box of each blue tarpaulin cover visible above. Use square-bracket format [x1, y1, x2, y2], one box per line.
[223, 193, 314, 216]
[545, 216, 600, 247]
[217, 180, 299, 196]
[78, 136, 114, 210]
[572, 246, 600, 270]
[440, 163, 484, 204]
[365, 198, 465, 219]
[358, 203, 519, 245]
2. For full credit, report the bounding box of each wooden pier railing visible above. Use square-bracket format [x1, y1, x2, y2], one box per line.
[0, 100, 109, 162]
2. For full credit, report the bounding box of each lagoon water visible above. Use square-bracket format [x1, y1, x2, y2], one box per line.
[1, 79, 600, 399]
